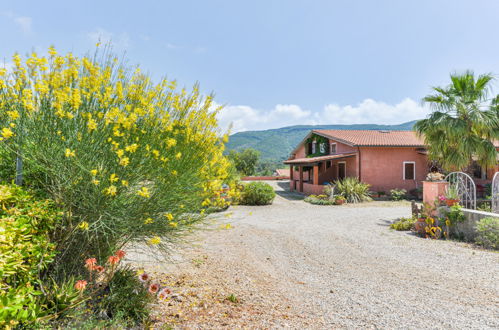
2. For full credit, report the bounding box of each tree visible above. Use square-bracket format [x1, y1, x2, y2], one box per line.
[414, 71, 499, 171]
[228, 148, 260, 176]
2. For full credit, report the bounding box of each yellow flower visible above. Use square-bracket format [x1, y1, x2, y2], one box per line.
[172, 170, 177, 176]
[125, 144, 138, 153]
[87, 119, 97, 131]
[137, 187, 150, 198]
[169, 222, 178, 228]
[147, 236, 161, 245]
[1, 127, 14, 139]
[116, 149, 124, 158]
[109, 173, 119, 183]
[65, 148, 75, 158]
[165, 138, 176, 148]
[175, 152, 182, 159]
[165, 213, 174, 221]
[104, 185, 117, 196]
[121, 180, 128, 186]
[144, 217, 154, 224]
[6, 110, 19, 120]
[119, 157, 130, 167]
[90, 169, 98, 176]
[78, 221, 89, 230]
[92, 179, 100, 185]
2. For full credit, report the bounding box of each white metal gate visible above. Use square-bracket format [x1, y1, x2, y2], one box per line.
[445, 172, 476, 210]
[492, 172, 499, 213]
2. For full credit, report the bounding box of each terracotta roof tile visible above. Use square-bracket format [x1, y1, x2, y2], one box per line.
[313, 130, 425, 147]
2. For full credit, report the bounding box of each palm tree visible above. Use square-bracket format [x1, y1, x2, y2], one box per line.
[415, 71, 499, 171]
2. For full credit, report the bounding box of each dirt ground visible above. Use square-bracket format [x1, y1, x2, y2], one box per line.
[128, 181, 498, 329]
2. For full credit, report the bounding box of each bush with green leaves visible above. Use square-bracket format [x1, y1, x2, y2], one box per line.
[304, 194, 334, 205]
[475, 217, 499, 250]
[88, 266, 151, 323]
[0, 48, 233, 280]
[0, 184, 61, 327]
[239, 182, 276, 205]
[390, 217, 416, 231]
[390, 189, 407, 201]
[334, 177, 372, 203]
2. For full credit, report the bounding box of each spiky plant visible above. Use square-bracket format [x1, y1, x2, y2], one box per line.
[334, 177, 372, 203]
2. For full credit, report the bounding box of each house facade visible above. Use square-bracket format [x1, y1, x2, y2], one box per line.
[284, 129, 498, 195]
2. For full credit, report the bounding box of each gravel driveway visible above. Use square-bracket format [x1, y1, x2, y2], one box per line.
[140, 181, 499, 329]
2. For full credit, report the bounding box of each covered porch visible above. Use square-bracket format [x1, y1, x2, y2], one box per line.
[284, 153, 357, 195]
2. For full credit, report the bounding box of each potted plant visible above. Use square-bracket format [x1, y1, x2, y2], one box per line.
[334, 195, 346, 205]
[426, 171, 445, 182]
[444, 186, 460, 207]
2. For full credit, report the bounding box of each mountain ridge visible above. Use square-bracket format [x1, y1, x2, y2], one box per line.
[225, 120, 418, 161]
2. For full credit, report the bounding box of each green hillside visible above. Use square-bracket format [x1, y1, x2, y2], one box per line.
[225, 121, 417, 161]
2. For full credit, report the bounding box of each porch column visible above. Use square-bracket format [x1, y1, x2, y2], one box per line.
[299, 165, 304, 192]
[289, 164, 294, 191]
[313, 164, 319, 185]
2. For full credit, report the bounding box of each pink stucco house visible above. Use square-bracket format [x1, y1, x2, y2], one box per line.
[284, 129, 498, 195]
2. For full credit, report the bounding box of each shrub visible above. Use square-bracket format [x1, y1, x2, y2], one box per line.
[0, 48, 233, 279]
[334, 177, 372, 203]
[0, 184, 61, 327]
[475, 217, 499, 250]
[390, 189, 407, 201]
[444, 204, 465, 225]
[390, 217, 416, 231]
[91, 266, 152, 323]
[239, 182, 275, 205]
[304, 195, 334, 205]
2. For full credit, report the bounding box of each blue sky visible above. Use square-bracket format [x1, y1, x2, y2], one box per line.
[1, 0, 499, 132]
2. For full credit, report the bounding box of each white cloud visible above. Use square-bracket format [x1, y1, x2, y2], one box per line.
[1, 11, 32, 34]
[321, 98, 429, 125]
[165, 42, 181, 49]
[14, 16, 32, 34]
[86, 28, 130, 49]
[217, 98, 430, 133]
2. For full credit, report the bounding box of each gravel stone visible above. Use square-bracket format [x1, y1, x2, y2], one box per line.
[132, 181, 499, 329]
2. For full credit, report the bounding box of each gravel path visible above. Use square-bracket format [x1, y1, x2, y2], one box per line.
[137, 181, 499, 329]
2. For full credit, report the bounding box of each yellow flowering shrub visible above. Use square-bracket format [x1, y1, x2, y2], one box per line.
[0, 48, 232, 276]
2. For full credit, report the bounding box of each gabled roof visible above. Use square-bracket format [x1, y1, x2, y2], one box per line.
[313, 130, 425, 147]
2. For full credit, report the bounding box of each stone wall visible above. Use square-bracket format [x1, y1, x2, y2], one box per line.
[451, 209, 499, 241]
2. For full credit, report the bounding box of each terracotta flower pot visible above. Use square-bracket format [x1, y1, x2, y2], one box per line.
[445, 199, 459, 207]
[335, 199, 345, 205]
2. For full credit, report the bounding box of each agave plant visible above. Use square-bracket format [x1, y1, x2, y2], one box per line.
[334, 177, 372, 203]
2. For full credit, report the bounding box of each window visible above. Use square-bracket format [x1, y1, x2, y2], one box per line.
[326, 160, 331, 169]
[330, 143, 337, 154]
[312, 141, 316, 154]
[403, 162, 415, 180]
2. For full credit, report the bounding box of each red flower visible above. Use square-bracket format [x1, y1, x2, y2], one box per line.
[74, 280, 87, 291]
[95, 265, 105, 273]
[108, 255, 120, 265]
[148, 283, 160, 294]
[157, 288, 171, 300]
[138, 272, 149, 282]
[115, 250, 126, 259]
[85, 258, 97, 270]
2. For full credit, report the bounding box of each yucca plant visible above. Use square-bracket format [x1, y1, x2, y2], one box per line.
[334, 177, 372, 203]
